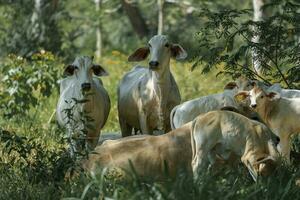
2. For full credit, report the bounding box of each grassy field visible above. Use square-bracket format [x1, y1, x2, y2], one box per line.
[1, 52, 300, 200]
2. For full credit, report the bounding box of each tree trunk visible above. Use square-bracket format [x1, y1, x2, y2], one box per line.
[31, 0, 43, 41]
[31, 0, 41, 26]
[95, 0, 102, 59]
[120, 0, 149, 39]
[251, 0, 266, 75]
[157, 0, 164, 35]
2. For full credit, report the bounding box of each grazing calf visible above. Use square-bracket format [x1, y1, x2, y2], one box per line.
[170, 76, 256, 129]
[118, 35, 187, 136]
[191, 110, 279, 181]
[83, 122, 193, 179]
[235, 85, 300, 163]
[57, 56, 110, 156]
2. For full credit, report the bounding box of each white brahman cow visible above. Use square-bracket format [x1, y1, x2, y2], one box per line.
[118, 35, 187, 136]
[57, 56, 110, 157]
[235, 84, 300, 163]
[170, 76, 256, 129]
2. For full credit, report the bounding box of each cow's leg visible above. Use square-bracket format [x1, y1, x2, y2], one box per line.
[119, 117, 133, 137]
[138, 111, 152, 135]
[192, 148, 209, 180]
[277, 135, 291, 164]
[164, 115, 172, 133]
[86, 130, 99, 151]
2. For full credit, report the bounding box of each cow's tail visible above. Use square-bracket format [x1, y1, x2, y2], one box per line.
[170, 106, 178, 130]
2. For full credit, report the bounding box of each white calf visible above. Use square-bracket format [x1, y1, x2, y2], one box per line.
[236, 85, 300, 163]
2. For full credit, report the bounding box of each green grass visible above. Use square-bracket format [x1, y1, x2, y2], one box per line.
[1, 52, 299, 200]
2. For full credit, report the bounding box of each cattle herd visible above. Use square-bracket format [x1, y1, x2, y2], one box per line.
[57, 35, 300, 182]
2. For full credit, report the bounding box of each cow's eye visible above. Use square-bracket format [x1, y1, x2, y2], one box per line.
[261, 95, 264, 99]
[148, 43, 152, 48]
[165, 43, 170, 48]
[92, 65, 101, 75]
[64, 65, 78, 76]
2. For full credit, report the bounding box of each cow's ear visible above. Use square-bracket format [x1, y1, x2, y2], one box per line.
[224, 82, 237, 90]
[267, 92, 280, 101]
[92, 64, 109, 76]
[128, 47, 149, 62]
[234, 91, 249, 102]
[171, 44, 187, 60]
[63, 65, 76, 76]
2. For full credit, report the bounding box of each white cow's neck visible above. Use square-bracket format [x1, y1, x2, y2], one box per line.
[148, 62, 172, 130]
[149, 61, 171, 85]
[149, 62, 172, 95]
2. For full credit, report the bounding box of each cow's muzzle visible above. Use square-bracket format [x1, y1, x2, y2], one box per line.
[81, 83, 91, 91]
[149, 61, 159, 70]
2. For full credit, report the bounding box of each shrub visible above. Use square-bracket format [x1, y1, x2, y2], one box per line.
[0, 51, 62, 119]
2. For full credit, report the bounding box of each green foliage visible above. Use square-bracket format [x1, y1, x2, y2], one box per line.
[62, 94, 97, 158]
[0, 128, 73, 184]
[0, 0, 207, 59]
[0, 0, 64, 57]
[0, 51, 62, 119]
[193, 0, 300, 88]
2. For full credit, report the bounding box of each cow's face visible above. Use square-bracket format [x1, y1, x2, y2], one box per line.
[128, 35, 187, 73]
[235, 85, 280, 110]
[63, 56, 108, 93]
[249, 87, 280, 109]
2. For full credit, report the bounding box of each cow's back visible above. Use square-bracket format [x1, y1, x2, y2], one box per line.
[84, 123, 192, 179]
[171, 92, 236, 129]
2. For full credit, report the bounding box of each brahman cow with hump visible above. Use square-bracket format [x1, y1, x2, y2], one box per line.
[235, 84, 300, 163]
[83, 110, 278, 181]
[118, 35, 187, 136]
[57, 56, 110, 157]
[191, 110, 279, 181]
[170, 76, 257, 129]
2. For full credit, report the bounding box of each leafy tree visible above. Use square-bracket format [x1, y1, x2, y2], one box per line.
[193, 0, 300, 88]
[0, 0, 64, 57]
